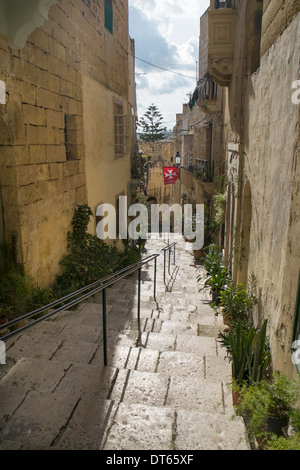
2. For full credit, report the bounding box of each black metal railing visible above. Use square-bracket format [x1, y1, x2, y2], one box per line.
[0, 254, 160, 367]
[214, 0, 233, 9]
[162, 242, 177, 289]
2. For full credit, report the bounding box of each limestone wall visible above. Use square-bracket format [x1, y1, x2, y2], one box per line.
[0, 0, 133, 285]
[245, 13, 300, 378]
[261, 0, 300, 56]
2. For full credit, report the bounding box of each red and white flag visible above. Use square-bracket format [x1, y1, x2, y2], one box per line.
[163, 167, 178, 185]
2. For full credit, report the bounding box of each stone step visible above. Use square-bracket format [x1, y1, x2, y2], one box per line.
[102, 402, 249, 451]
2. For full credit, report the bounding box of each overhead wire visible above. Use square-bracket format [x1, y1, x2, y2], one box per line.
[130, 53, 197, 80]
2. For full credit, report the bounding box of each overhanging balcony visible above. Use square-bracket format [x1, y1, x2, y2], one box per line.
[208, 0, 235, 87]
[196, 76, 218, 112]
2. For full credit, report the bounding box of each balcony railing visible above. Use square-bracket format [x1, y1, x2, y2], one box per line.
[214, 0, 233, 9]
[193, 160, 215, 183]
[196, 76, 218, 111]
[181, 161, 215, 183]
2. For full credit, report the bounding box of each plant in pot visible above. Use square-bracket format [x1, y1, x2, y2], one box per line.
[235, 371, 300, 449]
[213, 277, 258, 326]
[267, 408, 300, 450]
[218, 319, 271, 405]
[197, 244, 228, 304]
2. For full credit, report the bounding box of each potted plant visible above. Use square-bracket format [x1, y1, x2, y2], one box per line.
[197, 244, 228, 303]
[235, 372, 300, 448]
[214, 278, 257, 326]
[218, 320, 271, 404]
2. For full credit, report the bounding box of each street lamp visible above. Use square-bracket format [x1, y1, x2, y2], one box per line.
[175, 151, 181, 166]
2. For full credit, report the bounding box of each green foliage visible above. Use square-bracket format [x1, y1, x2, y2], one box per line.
[138, 104, 167, 142]
[214, 278, 258, 325]
[0, 205, 142, 320]
[212, 191, 227, 225]
[0, 270, 32, 319]
[219, 320, 271, 385]
[235, 372, 300, 445]
[52, 204, 142, 298]
[197, 244, 229, 294]
[267, 432, 300, 450]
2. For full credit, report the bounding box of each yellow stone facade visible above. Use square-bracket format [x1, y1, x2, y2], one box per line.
[0, 0, 136, 285]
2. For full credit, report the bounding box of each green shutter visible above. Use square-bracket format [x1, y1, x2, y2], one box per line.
[105, 0, 113, 34]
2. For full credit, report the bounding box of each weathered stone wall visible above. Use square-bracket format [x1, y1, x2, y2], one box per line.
[0, 0, 132, 285]
[261, 0, 300, 56]
[138, 140, 176, 165]
[245, 13, 300, 378]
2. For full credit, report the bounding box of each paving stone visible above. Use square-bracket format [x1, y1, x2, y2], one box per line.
[204, 355, 232, 382]
[175, 410, 250, 450]
[166, 376, 224, 412]
[0, 389, 81, 449]
[118, 370, 169, 407]
[103, 403, 174, 450]
[5, 333, 62, 362]
[160, 321, 199, 336]
[135, 348, 160, 372]
[175, 335, 217, 356]
[54, 399, 117, 450]
[0, 358, 71, 393]
[157, 351, 204, 378]
[145, 332, 176, 351]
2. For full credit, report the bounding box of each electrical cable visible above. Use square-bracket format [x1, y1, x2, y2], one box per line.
[131, 53, 197, 80]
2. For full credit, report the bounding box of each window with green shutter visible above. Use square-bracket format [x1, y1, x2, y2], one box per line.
[105, 0, 113, 34]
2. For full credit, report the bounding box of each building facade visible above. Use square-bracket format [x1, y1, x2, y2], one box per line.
[206, 0, 300, 378]
[0, 0, 137, 285]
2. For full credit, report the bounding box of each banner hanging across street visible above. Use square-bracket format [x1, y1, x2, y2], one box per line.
[163, 167, 178, 185]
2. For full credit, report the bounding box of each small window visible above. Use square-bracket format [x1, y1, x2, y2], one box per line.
[64, 114, 78, 160]
[104, 0, 113, 34]
[114, 100, 127, 157]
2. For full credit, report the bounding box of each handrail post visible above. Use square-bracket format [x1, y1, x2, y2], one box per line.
[163, 250, 166, 285]
[102, 288, 108, 367]
[168, 246, 171, 275]
[137, 267, 141, 332]
[174, 244, 176, 265]
[154, 256, 157, 301]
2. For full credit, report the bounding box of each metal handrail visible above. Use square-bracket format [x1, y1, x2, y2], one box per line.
[162, 242, 177, 287]
[0, 253, 160, 366]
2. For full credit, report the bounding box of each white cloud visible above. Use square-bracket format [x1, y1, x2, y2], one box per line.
[129, 0, 210, 127]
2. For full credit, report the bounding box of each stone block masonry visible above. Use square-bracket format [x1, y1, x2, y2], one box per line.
[0, 0, 131, 286]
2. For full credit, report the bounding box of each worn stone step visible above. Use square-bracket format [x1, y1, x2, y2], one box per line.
[102, 402, 249, 451]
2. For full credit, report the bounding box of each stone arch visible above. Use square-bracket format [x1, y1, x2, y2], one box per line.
[237, 179, 252, 287]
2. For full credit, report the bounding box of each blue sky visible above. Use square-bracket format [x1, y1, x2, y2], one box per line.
[128, 0, 210, 130]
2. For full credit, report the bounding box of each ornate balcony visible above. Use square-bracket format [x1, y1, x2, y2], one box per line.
[208, 0, 235, 87]
[196, 75, 219, 112]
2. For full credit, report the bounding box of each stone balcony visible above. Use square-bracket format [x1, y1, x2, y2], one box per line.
[208, 0, 235, 87]
[196, 76, 219, 112]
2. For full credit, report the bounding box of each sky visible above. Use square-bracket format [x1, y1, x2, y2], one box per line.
[128, 0, 211, 131]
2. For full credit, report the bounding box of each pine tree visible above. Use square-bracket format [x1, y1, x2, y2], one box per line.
[138, 104, 167, 142]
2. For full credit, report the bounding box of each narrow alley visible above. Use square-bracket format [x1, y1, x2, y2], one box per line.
[0, 235, 249, 450]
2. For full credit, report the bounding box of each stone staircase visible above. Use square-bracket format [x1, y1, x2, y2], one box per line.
[0, 235, 249, 450]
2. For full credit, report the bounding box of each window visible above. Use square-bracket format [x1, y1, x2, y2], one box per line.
[104, 0, 113, 34]
[64, 114, 78, 160]
[114, 99, 127, 157]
